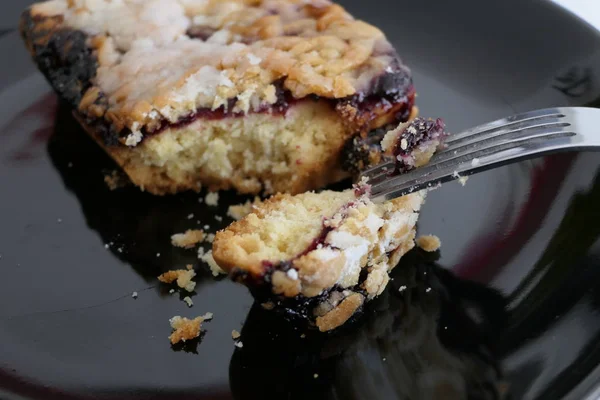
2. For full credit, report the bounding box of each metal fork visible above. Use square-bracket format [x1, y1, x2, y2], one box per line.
[360, 107, 600, 203]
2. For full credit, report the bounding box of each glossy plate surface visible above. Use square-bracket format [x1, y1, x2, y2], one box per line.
[1, 0, 600, 399]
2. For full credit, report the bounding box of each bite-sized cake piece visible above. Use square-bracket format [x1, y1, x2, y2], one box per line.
[213, 184, 426, 331]
[381, 117, 447, 174]
[343, 116, 447, 174]
[21, 0, 416, 195]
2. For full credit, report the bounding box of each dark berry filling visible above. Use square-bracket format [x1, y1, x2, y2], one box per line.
[392, 117, 447, 174]
[230, 188, 373, 324]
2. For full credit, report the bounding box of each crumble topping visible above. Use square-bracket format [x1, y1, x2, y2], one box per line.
[183, 296, 194, 307]
[32, 0, 406, 143]
[416, 235, 441, 252]
[200, 250, 226, 276]
[171, 229, 206, 249]
[232, 329, 241, 340]
[227, 197, 263, 220]
[158, 267, 197, 292]
[104, 170, 129, 190]
[169, 315, 207, 344]
[205, 191, 220, 206]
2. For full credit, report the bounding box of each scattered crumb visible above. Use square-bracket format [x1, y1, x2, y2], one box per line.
[314, 374, 319, 379]
[104, 170, 129, 190]
[227, 197, 263, 220]
[471, 157, 481, 167]
[202, 312, 213, 321]
[171, 229, 205, 249]
[183, 296, 194, 307]
[416, 235, 441, 252]
[169, 289, 175, 294]
[215, 215, 223, 222]
[168, 316, 205, 345]
[287, 269, 299, 280]
[158, 269, 197, 292]
[399, 285, 407, 292]
[187, 213, 194, 219]
[458, 176, 469, 186]
[201, 250, 226, 276]
[205, 192, 220, 206]
[205, 233, 215, 243]
[203, 225, 210, 230]
[104, 244, 110, 249]
[197, 247, 205, 258]
[132, 291, 138, 299]
[232, 330, 241, 340]
[300, 333, 306, 339]
[261, 302, 275, 310]
[234, 341, 243, 348]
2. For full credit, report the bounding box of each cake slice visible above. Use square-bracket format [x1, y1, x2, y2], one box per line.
[213, 117, 447, 331]
[20, 0, 416, 195]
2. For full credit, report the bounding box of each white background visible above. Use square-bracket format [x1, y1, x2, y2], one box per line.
[552, 0, 600, 30]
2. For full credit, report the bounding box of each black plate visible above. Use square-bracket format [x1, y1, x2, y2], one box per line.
[1, 1, 600, 399]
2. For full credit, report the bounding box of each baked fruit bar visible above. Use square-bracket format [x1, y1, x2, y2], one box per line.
[213, 117, 447, 331]
[20, 0, 416, 195]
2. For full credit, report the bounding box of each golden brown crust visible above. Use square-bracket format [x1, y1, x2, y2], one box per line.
[416, 235, 442, 252]
[315, 292, 364, 332]
[25, 0, 410, 136]
[171, 229, 206, 249]
[168, 316, 203, 344]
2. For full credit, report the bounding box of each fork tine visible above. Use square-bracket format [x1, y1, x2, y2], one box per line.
[445, 108, 564, 144]
[364, 107, 600, 203]
[361, 108, 567, 185]
[374, 119, 573, 184]
[370, 128, 576, 198]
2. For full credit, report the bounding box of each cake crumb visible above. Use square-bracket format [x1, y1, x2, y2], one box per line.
[261, 302, 275, 310]
[168, 316, 205, 345]
[205, 233, 216, 243]
[314, 374, 319, 379]
[234, 341, 243, 348]
[171, 229, 205, 249]
[227, 197, 263, 220]
[183, 296, 194, 307]
[300, 333, 306, 339]
[187, 213, 194, 219]
[158, 269, 197, 292]
[201, 250, 226, 276]
[458, 176, 469, 186]
[104, 170, 129, 190]
[205, 192, 220, 206]
[232, 330, 241, 340]
[132, 291, 138, 299]
[202, 312, 213, 321]
[416, 235, 442, 252]
[169, 289, 175, 294]
[214, 215, 223, 222]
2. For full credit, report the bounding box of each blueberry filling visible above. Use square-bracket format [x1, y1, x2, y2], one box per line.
[392, 117, 447, 174]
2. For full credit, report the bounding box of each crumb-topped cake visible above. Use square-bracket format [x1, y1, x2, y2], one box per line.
[212, 185, 424, 331]
[212, 117, 447, 331]
[21, 0, 416, 195]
